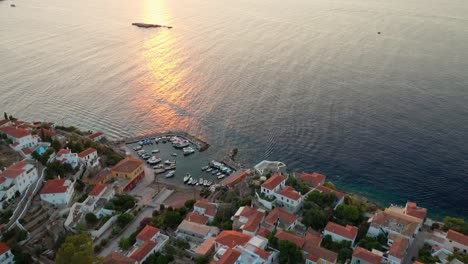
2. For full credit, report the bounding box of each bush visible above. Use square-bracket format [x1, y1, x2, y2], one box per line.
[85, 213, 98, 223]
[117, 213, 134, 228]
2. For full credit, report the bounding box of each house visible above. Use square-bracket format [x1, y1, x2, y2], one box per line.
[367, 208, 423, 240]
[193, 199, 217, 222]
[175, 220, 219, 243]
[86, 167, 112, 185]
[185, 212, 209, 225]
[300, 172, 326, 187]
[55, 148, 80, 168]
[447, 229, 468, 253]
[305, 245, 338, 264]
[214, 230, 251, 251]
[386, 234, 410, 264]
[232, 206, 266, 236]
[89, 131, 105, 141]
[388, 202, 427, 221]
[323, 222, 358, 245]
[104, 252, 136, 264]
[275, 186, 304, 213]
[40, 179, 75, 205]
[254, 160, 287, 176]
[275, 230, 306, 248]
[213, 235, 278, 264]
[314, 185, 345, 209]
[127, 225, 169, 263]
[194, 237, 216, 257]
[214, 247, 242, 264]
[0, 242, 14, 264]
[0, 160, 38, 197]
[263, 207, 299, 232]
[351, 247, 383, 264]
[78, 148, 99, 167]
[0, 125, 40, 151]
[260, 174, 286, 198]
[111, 157, 144, 192]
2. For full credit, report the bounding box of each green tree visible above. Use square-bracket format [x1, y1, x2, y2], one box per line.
[417, 244, 440, 264]
[85, 213, 98, 223]
[194, 256, 210, 264]
[442, 217, 468, 235]
[302, 207, 328, 230]
[117, 213, 134, 228]
[335, 204, 362, 225]
[55, 233, 99, 264]
[184, 199, 196, 209]
[119, 237, 131, 250]
[51, 139, 62, 152]
[278, 240, 304, 264]
[306, 191, 337, 209]
[448, 252, 468, 263]
[163, 210, 182, 229]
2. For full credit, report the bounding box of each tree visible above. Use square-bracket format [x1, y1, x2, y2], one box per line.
[302, 208, 328, 230]
[417, 243, 440, 264]
[306, 191, 337, 209]
[442, 217, 468, 235]
[448, 252, 468, 263]
[162, 210, 182, 229]
[119, 237, 131, 250]
[358, 236, 386, 251]
[51, 139, 62, 152]
[85, 213, 98, 223]
[184, 199, 196, 209]
[4, 112, 7, 120]
[278, 240, 304, 264]
[117, 213, 134, 228]
[194, 256, 210, 264]
[55, 233, 98, 264]
[335, 204, 362, 225]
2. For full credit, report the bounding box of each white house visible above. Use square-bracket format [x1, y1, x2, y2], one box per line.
[89, 132, 105, 142]
[263, 207, 299, 232]
[275, 186, 304, 213]
[0, 160, 38, 196]
[447, 229, 468, 254]
[367, 208, 423, 241]
[0, 242, 14, 264]
[176, 220, 220, 243]
[127, 225, 169, 264]
[40, 179, 75, 205]
[323, 222, 359, 245]
[260, 174, 286, 199]
[55, 148, 80, 168]
[254, 160, 286, 176]
[0, 125, 39, 151]
[193, 199, 217, 222]
[385, 234, 410, 264]
[78, 147, 99, 167]
[232, 206, 266, 237]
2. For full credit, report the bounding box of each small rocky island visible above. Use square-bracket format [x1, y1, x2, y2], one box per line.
[132, 23, 172, 29]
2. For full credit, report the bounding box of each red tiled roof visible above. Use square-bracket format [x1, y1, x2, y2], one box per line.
[89, 184, 106, 196]
[353, 247, 382, 264]
[300, 172, 326, 186]
[0, 119, 9, 126]
[261, 174, 285, 190]
[0, 125, 30, 138]
[0, 242, 11, 255]
[257, 228, 271, 238]
[404, 202, 427, 220]
[389, 236, 409, 259]
[278, 186, 302, 200]
[305, 245, 338, 263]
[194, 199, 217, 217]
[112, 157, 143, 173]
[315, 185, 345, 200]
[304, 228, 322, 246]
[227, 170, 251, 187]
[325, 222, 358, 240]
[186, 212, 209, 224]
[243, 210, 265, 232]
[78, 147, 97, 158]
[254, 247, 272, 260]
[275, 230, 305, 248]
[0, 161, 29, 179]
[129, 240, 157, 262]
[89, 131, 104, 139]
[264, 207, 298, 225]
[216, 248, 241, 264]
[215, 231, 250, 249]
[136, 225, 160, 242]
[40, 179, 68, 194]
[104, 252, 136, 264]
[447, 229, 468, 246]
[56, 148, 71, 158]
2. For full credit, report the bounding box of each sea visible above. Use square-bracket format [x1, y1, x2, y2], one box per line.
[1, 0, 467, 219]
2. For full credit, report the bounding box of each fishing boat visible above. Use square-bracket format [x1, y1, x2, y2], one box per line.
[183, 147, 195, 155]
[206, 168, 212, 172]
[165, 171, 175, 178]
[198, 178, 203, 185]
[217, 174, 225, 179]
[188, 178, 194, 185]
[153, 164, 164, 169]
[171, 153, 177, 157]
[184, 173, 191, 183]
[164, 160, 176, 165]
[165, 164, 176, 170]
[152, 149, 160, 153]
[201, 166, 209, 171]
[203, 179, 208, 186]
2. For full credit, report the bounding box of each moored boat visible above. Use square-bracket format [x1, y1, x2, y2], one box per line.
[184, 173, 191, 183]
[201, 166, 209, 171]
[165, 170, 175, 178]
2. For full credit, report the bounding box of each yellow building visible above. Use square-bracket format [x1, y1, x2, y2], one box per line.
[111, 157, 144, 192]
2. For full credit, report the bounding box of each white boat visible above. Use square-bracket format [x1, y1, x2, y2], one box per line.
[206, 168, 212, 172]
[184, 173, 191, 183]
[153, 164, 164, 169]
[198, 178, 203, 185]
[201, 166, 209, 171]
[203, 179, 208, 186]
[217, 174, 225, 179]
[148, 157, 162, 165]
[171, 153, 177, 157]
[215, 172, 222, 176]
[165, 171, 175, 178]
[164, 160, 176, 165]
[152, 149, 160, 153]
[206, 181, 212, 186]
[183, 147, 195, 155]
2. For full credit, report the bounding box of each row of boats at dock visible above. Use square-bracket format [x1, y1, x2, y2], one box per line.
[183, 173, 213, 187]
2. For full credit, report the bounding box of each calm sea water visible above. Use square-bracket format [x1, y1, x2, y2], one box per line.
[1, 0, 467, 218]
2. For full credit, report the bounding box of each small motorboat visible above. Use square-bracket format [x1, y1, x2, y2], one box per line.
[216, 172, 222, 176]
[212, 170, 219, 175]
[183, 147, 195, 155]
[217, 174, 225, 179]
[188, 178, 194, 185]
[184, 173, 191, 183]
[201, 166, 209, 171]
[164, 160, 176, 165]
[199, 178, 203, 185]
[153, 164, 164, 169]
[165, 170, 175, 178]
[206, 168, 212, 172]
[165, 164, 176, 170]
[203, 179, 208, 186]
[152, 149, 160, 153]
[148, 157, 162, 165]
[171, 153, 177, 157]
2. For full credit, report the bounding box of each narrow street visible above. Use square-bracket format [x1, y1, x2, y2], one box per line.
[403, 229, 430, 264]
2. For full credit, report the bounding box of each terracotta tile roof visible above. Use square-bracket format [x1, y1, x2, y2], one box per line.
[254, 247, 272, 260]
[324, 222, 358, 240]
[264, 207, 298, 225]
[78, 147, 97, 158]
[0, 161, 29, 179]
[353, 247, 383, 264]
[186, 212, 209, 224]
[89, 131, 104, 140]
[300, 172, 326, 186]
[216, 248, 241, 264]
[447, 229, 468, 246]
[388, 235, 409, 259]
[305, 245, 338, 263]
[226, 170, 251, 187]
[242, 210, 265, 232]
[56, 148, 71, 158]
[261, 174, 285, 190]
[257, 228, 271, 238]
[404, 202, 427, 220]
[194, 199, 217, 217]
[136, 225, 160, 242]
[215, 231, 250, 249]
[22, 147, 32, 155]
[278, 186, 302, 200]
[275, 230, 305, 248]
[93, 168, 112, 183]
[0, 125, 30, 138]
[104, 252, 136, 264]
[89, 184, 106, 196]
[40, 179, 69, 194]
[0, 119, 9, 126]
[129, 240, 157, 262]
[195, 237, 216, 256]
[112, 157, 143, 174]
[304, 228, 322, 246]
[315, 185, 345, 200]
[177, 220, 219, 237]
[0, 242, 11, 255]
[371, 209, 422, 237]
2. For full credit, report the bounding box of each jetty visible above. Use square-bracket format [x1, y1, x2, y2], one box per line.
[115, 131, 209, 152]
[132, 23, 172, 29]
